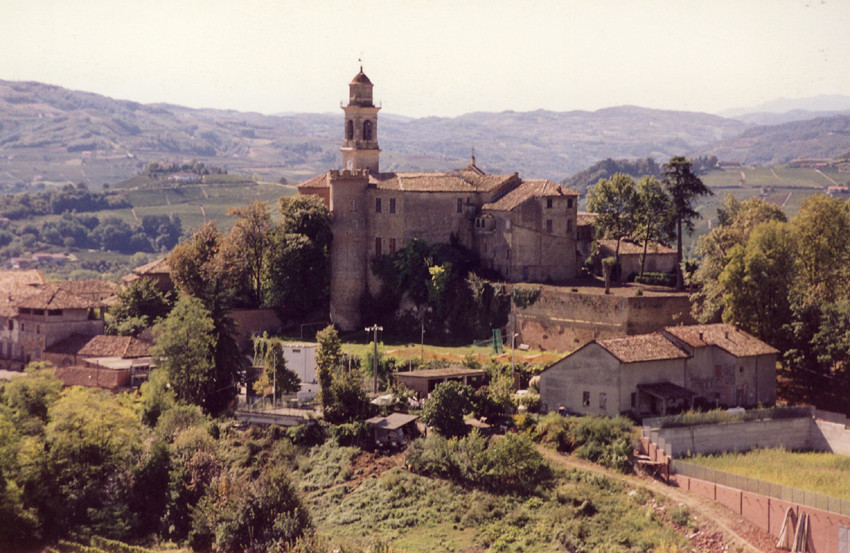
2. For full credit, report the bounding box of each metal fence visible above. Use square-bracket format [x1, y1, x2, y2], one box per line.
[672, 459, 850, 517]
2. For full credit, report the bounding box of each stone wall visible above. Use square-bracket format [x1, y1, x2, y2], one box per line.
[511, 285, 693, 352]
[647, 417, 815, 458]
[645, 410, 850, 458]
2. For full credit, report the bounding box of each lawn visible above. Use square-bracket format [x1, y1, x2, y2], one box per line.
[685, 448, 850, 500]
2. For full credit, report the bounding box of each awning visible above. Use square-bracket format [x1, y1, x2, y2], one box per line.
[637, 382, 696, 401]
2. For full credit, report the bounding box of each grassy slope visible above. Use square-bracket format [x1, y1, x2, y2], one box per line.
[686, 448, 850, 500]
[297, 445, 688, 553]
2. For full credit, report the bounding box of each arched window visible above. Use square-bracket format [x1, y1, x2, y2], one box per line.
[346, 120, 354, 140]
[363, 120, 373, 141]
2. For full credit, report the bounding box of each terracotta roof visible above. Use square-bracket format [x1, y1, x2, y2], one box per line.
[46, 334, 152, 358]
[296, 173, 330, 190]
[132, 258, 171, 276]
[50, 280, 117, 302]
[596, 333, 689, 364]
[663, 324, 778, 357]
[0, 269, 45, 289]
[577, 211, 598, 226]
[598, 239, 676, 256]
[369, 170, 518, 193]
[484, 179, 578, 211]
[15, 287, 96, 310]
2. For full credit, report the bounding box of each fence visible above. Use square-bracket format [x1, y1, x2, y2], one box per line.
[672, 459, 850, 517]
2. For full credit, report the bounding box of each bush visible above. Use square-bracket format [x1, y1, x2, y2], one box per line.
[527, 413, 635, 473]
[633, 272, 676, 287]
[405, 431, 550, 493]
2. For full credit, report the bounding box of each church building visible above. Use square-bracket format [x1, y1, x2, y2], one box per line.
[297, 69, 582, 330]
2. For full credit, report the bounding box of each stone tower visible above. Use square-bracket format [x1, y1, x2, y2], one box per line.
[326, 68, 379, 330]
[340, 67, 380, 173]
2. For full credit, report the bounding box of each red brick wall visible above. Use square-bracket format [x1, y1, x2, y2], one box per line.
[678, 475, 850, 553]
[715, 484, 742, 515]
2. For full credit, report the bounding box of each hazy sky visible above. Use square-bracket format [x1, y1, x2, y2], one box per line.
[1, 0, 847, 118]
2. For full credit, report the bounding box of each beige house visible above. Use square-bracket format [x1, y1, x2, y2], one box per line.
[0, 272, 113, 370]
[539, 323, 778, 417]
[297, 69, 580, 330]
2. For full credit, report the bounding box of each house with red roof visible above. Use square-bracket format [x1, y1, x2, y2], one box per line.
[539, 323, 778, 418]
[0, 272, 113, 370]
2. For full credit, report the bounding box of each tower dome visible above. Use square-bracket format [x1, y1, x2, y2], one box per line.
[348, 67, 374, 107]
[341, 67, 380, 173]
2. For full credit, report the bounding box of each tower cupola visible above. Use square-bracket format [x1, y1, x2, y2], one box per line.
[341, 67, 381, 173]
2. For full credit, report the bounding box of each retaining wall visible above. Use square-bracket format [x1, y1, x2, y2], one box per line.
[674, 473, 850, 553]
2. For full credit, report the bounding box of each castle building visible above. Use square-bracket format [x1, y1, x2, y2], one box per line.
[297, 69, 581, 330]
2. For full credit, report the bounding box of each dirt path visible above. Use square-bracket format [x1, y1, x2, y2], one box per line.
[537, 447, 785, 553]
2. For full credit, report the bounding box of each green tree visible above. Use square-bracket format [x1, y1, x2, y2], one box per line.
[151, 295, 226, 414]
[691, 195, 787, 323]
[252, 334, 301, 400]
[226, 201, 273, 307]
[106, 276, 174, 336]
[792, 194, 850, 304]
[39, 387, 146, 539]
[718, 220, 796, 346]
[586, 173, 638, 263]
[663, 156, 712, 289]
[634, 176, 674, 277]
[168, 224, 244, 415]
[314, 325, 371, 423]
[421, 381, 474, 438]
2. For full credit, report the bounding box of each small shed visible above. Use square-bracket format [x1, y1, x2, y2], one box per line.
[365, 413, 419, 448]
[394, 367, 486, 396]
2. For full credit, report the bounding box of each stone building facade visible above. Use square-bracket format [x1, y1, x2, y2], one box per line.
[297, 69, 580, 330]
[539, 323, 778, 418]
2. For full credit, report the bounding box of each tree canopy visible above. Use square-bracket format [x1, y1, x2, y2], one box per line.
[663, 156, 712, 289]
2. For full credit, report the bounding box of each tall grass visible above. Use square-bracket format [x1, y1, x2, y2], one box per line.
[686, 448, 850, 500]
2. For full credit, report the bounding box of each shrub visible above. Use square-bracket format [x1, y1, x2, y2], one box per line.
[633, 272, 676, 287]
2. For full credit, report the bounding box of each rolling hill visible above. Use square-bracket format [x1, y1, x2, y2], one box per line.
[1, 80, 850, 192]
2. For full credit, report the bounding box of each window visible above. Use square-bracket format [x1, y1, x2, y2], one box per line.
[389, 238, 396, 254]
[457, 198, 463, 213]
[739, 366, 744, 374]
[599, 393, 607, 410]
[567, 198, 573, 208]
[375, 237, 382, 258]
[36, 325, 40, 335]
[567, 219, 573, 232]
[389, 198, 396, 214]
[582, 391, 590, 407]
[363, 120, 373, 141]
[346, 120, 354, 140]
[546, 198, 553, 208]
[546, 219, 553, 233]
[376, 198, 382, 213]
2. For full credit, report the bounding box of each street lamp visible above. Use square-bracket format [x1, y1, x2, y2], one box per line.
[365, 324, 383, 394]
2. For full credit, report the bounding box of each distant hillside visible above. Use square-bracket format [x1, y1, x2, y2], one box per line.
[0, 80, 746, 189]
[2, 80, 850, 192]
[694, 115, 850, 166]
[721, 94, 850, 118]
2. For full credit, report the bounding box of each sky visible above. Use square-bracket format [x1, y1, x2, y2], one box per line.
[1, 0, 848, 118]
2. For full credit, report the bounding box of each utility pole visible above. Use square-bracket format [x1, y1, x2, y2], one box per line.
[365, 324, 383, 394]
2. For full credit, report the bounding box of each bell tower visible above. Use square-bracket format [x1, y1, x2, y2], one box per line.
[341, 67, 381, 173]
